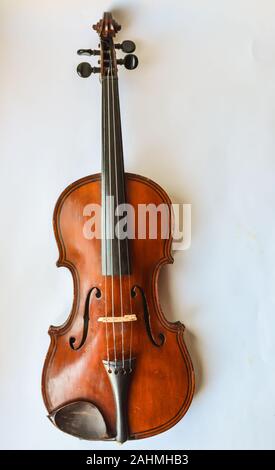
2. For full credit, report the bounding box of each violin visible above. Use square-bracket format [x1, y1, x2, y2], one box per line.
[42, 12, 194, 443]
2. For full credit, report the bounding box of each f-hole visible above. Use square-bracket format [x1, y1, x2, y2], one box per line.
[69, 287, 101, 350]
[131, 285, 165, 347]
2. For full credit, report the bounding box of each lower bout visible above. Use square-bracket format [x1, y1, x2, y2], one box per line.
[128, 353, 195, 439]
[42, 333, 195, 442]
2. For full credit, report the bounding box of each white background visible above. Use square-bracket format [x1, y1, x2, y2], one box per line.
[1, 0, 275, 450]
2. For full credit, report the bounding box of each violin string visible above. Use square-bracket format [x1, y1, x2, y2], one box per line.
[107, 60, 117, 367]
[103, 77, 110, 368]
[126, 232, 133, 368]
[114, 78, 134, 368]
[111, 64, 125, 368]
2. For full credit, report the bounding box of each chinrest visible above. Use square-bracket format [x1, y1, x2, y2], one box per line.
[48, 400, 111, 440]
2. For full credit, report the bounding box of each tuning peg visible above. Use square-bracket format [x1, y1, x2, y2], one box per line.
[77, 62, 100, 78]
[117, 54, 138, 70]
[115, 40, 136, 53]
[77, 49, 100, 56]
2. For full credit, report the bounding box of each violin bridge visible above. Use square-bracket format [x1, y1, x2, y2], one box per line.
[97, 314, 137, 323]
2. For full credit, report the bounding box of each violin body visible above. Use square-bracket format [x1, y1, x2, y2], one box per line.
[42, 13, 194, 442]
[42, 173, 194, 440]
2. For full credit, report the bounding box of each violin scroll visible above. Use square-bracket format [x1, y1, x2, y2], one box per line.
[77, 12, 138, 79]
[92, 12, 121, 38]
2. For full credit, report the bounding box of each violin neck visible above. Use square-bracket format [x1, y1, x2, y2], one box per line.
[101, 76, 130, 276]
[102, 76, 125, 204]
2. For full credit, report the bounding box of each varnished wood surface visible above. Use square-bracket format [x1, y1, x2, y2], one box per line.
[42, 173, 195, 440]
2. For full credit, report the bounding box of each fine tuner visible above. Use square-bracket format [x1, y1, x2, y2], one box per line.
[77, 39, 138, 78]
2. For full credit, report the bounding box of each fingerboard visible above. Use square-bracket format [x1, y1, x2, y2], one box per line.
[101, 76, 130, 276]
